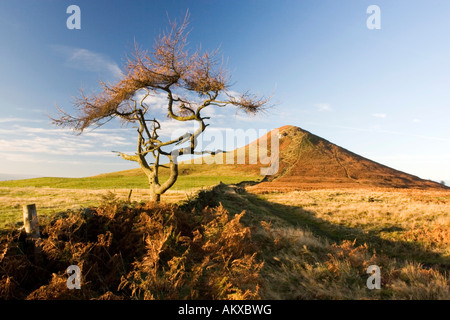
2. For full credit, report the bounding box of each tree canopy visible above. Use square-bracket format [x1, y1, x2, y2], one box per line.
[53, 14, 269, 201]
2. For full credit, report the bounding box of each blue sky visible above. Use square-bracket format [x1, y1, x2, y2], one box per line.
[0, 0, 449, 182]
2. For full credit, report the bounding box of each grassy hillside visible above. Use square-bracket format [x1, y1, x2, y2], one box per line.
[210, 185, 450, 299]
[0, 192, 262, 300]
[1, 126, 449, 299]
[0, 163, 262, 230]
[0, 187, 190, 230]
[0, 164, 262, 190]
[254, 126, 448, 191]
[2, 184, 448, 300]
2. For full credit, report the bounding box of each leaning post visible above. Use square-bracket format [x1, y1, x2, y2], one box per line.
[23, 204, 42, 264]
[23, 204, 40, 239]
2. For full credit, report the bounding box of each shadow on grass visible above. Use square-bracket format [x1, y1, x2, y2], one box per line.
[211, 184, 449, 271]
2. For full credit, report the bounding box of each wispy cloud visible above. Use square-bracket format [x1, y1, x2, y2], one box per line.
[156, 119, 197, 138]
[223, 90, 241, 100]
[232, 112, 269, 123]
[0, 124, 134, 157]
[315, 103, 332, 112]
[305, 122, 450, 142]
[134, 90, 223, 121]
[0, 136, 113, 157]
[0, 117, 45, 123]
[51, 45, 122, 78]
[0, 152, 119, 166]
[134, 91, 168, 112]
[372, 113, 387, 118]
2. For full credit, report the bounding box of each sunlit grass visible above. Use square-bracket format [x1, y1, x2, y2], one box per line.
[256, 189, 450, 264]
[212, 186, 450, 299]
[0, 187, 197, 230]
[0, 175, 258, 190]
[0, 164, 261, 229]
[1, 181, 449, 299]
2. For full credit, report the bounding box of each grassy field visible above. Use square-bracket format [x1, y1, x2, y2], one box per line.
[1, 169, 449, 299]
[211, 186, 450, 299]
[0, 187, 196, 230]
[256, 189, 450, 264]
[0, 164, 262, 229]
[0, 164, 261, 190]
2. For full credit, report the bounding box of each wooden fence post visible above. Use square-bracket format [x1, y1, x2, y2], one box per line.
[23, 204, 40, 239]
[23, 204, 42, 264]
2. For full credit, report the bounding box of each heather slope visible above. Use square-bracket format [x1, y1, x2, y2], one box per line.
[248, 126, 447, 192]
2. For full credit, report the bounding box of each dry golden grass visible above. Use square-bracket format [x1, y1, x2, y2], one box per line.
[2, 183, 449, 300]
[213, 185, 450, 300]
[255, 188, 450, 260]
[255, 217, 450, 300]
[0, 187, 199, 229]
[1, 201, 262, 300]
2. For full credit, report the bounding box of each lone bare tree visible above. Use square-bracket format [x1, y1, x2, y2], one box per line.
[53, 15, 269, 202]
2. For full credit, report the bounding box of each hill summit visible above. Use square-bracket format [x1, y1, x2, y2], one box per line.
[88, 125, 447, 192]
[247, 125, 446, 191]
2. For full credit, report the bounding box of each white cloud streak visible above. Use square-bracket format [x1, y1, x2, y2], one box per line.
[0, 124, 134, 158]
[0, 117, 45, 123]
[52, 45, 122, 78]
[134, 91, 168, 113]
[316, 103, 332, 112]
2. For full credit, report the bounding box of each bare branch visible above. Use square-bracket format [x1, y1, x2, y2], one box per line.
[113, 151, 139, 162]
[52, 12, 270, 201]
